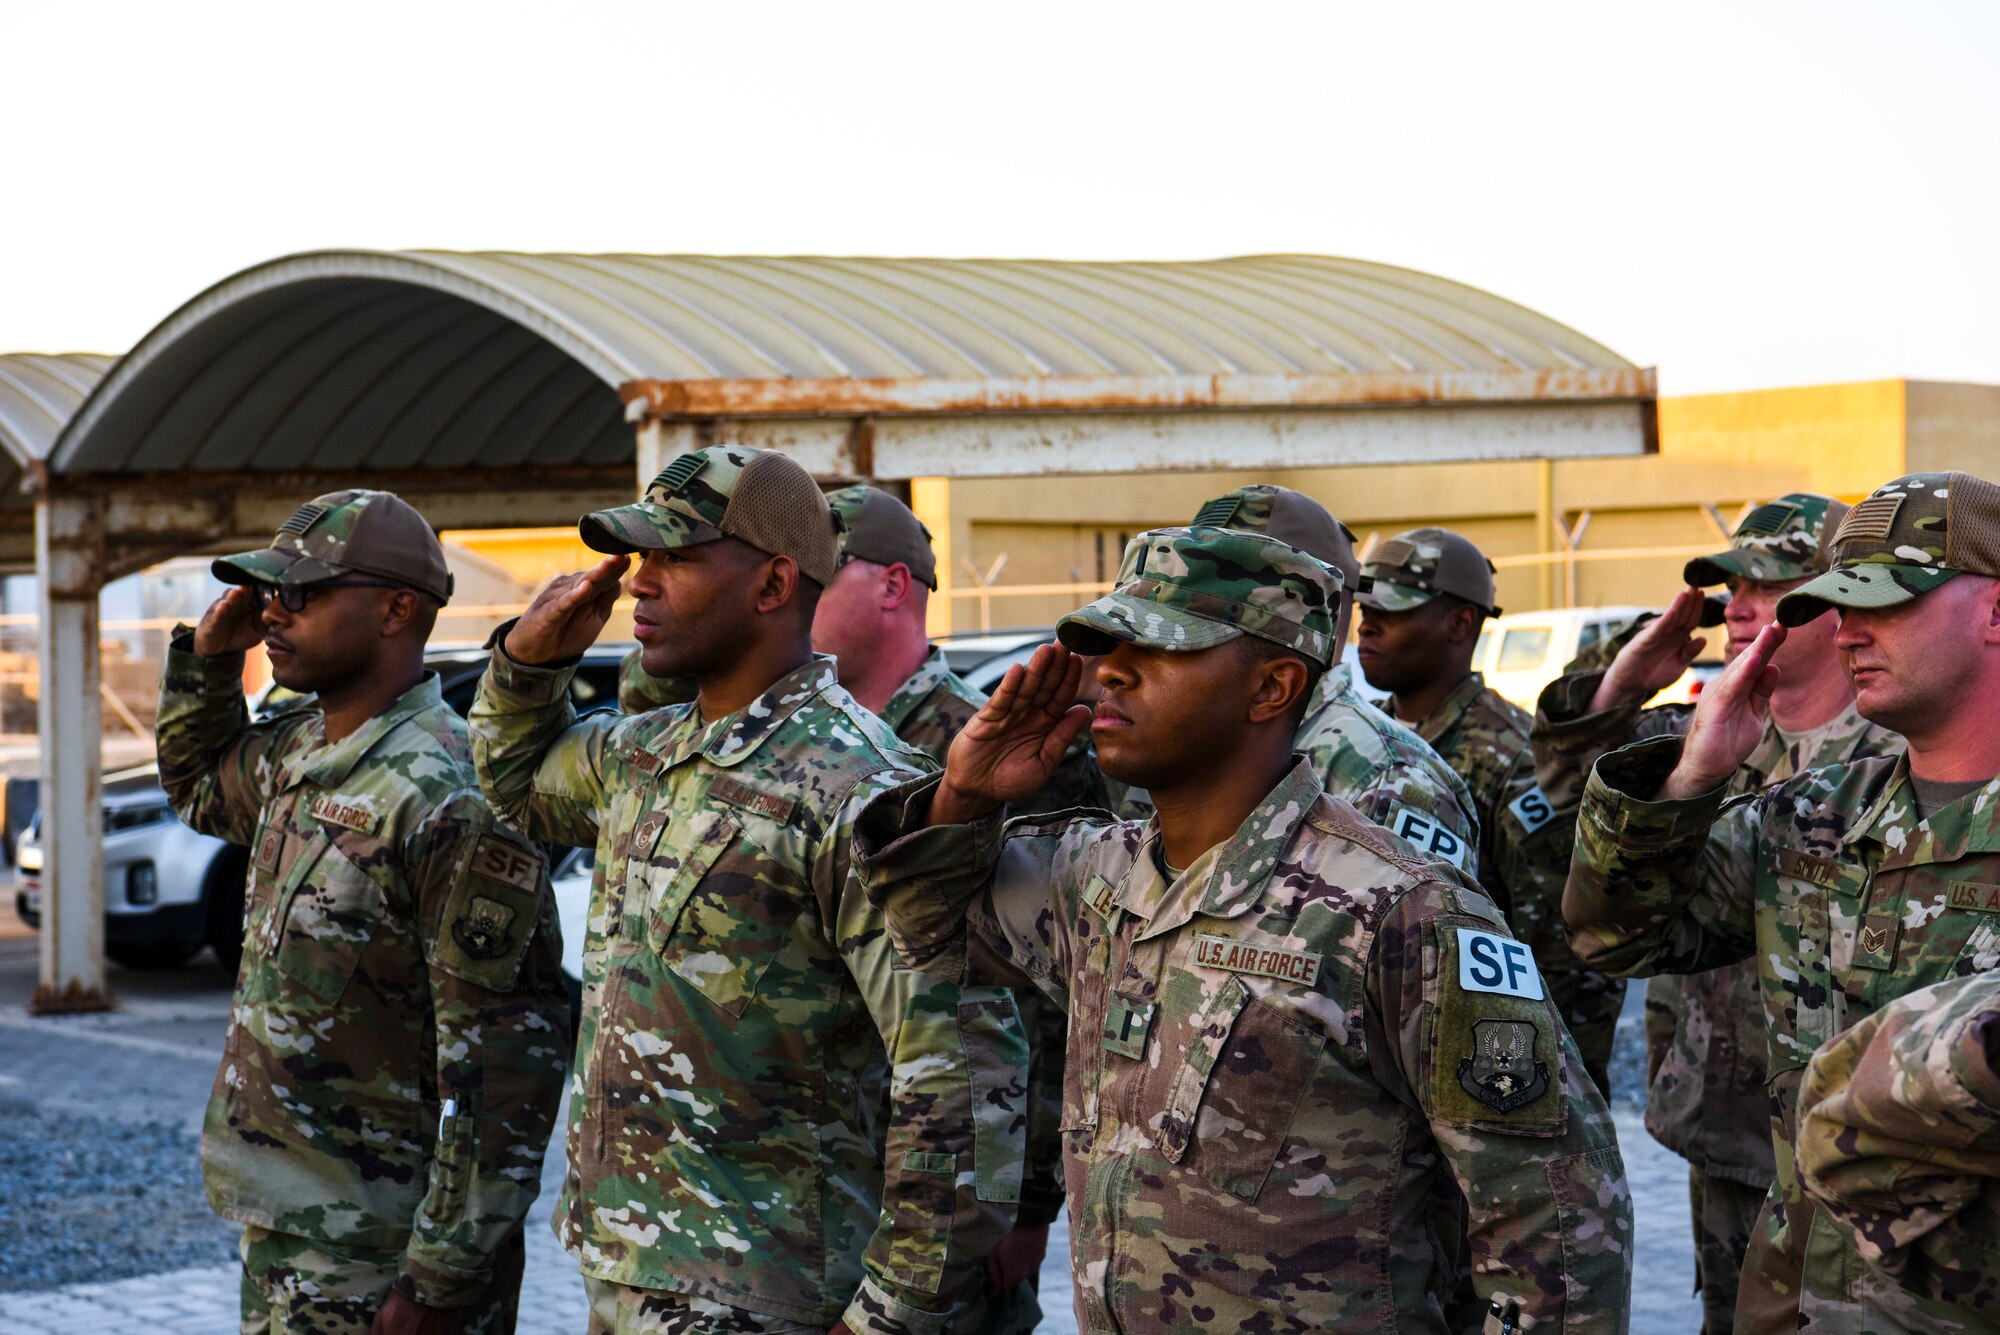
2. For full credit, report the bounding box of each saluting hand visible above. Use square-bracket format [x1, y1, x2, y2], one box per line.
[931, 644, 1091, 826]
[1659, 621, 1785, 800]
[502, 556, 631, 666]
[192, 587, 267, 658]
[1590, 585, 1708, 714]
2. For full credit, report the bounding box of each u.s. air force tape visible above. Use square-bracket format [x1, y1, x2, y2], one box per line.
[1455, 927, 1544, 1000]
[1384, 802, 1471, 870]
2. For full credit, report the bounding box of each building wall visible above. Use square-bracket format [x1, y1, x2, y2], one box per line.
[928, 379, 1928, 634]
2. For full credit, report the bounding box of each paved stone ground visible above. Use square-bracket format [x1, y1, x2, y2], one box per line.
[0, 931, 1700, 1333]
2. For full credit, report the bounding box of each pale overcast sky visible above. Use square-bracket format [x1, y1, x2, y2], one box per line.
[3, 0, 1993, 396]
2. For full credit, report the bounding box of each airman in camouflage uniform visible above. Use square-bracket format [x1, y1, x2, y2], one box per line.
[1564, 472, 2000, 1333]
[1187, 486, 1484, 871]
[1534, 491, 1892, 1332]
[624, 483, 1069, 1333]
[857, 526, 1634, 1334]
[1354, 527, 1625, 1095]
[469, 448, 1022, 1335]
[157, 490, 570, 1335]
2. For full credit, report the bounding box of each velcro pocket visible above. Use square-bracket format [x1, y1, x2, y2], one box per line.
[1160, 976, 1325, 1202]
[274, 842, 385, 1003]
[434, 832, 548, 992]
[1432, 920, 1568, 1135]
[959, 987, 1030, 1205]
[643, 811, 807, 1018]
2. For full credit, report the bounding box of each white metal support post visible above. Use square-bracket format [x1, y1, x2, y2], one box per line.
[31, 489, 109, 1013]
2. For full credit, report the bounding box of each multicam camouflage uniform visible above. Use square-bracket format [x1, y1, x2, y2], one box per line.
[158, 643, 570, 1332]
[1796, 969, 2000, 1331]
[1534, 491, 1888, 1333]
[1565, 474, 2000, 1333]
[470, 448, 1022, 1335]
[858, 528, 1633, 1334]
[1356, 527, 1624, 1094]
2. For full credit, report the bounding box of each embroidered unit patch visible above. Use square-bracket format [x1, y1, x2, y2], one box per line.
[1457, 1018, 1551, 1112]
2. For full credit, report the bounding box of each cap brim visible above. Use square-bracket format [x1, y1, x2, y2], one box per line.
[577, 503, 723, 556]
[1355, 579, 1437, 613]
[211, 549, 346, 587]
[1683, 549, 1816, 588]
[1774, 563, 1959, 626]
[1056, 593, 1245, 655]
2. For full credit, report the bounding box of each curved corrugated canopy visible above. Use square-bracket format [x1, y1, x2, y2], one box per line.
[53, 251, 1635, 476]
[1, 353, 117, 465]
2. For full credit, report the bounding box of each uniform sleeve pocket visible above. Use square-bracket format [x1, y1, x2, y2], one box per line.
[960, 987, 1030, 1204]
[433, 832, 548, 993]
[274, 844, 385, 1003]
[1431, 922, 1568, 1136]
[1161, 977, 1325, 1202]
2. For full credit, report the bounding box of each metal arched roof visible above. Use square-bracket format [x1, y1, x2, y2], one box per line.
[1, 353, 116, 468]
[53, 251, 1639, 477]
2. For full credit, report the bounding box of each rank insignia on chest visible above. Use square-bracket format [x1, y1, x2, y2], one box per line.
[254, 828, 283, 874]
[1457, 1018, 1551, 1112]
[451, 894, 517, 960]
[1101, 993, 1156, 1060]
[1853, 912, 1900, 971]
[309, 794, 378, 835]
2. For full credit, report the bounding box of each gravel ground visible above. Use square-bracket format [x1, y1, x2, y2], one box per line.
[0, 1090, 234, 1291]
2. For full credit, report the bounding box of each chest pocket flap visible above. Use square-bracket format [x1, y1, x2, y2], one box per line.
[274, 837, 388, 1003]
[641, 808, 807, 1018]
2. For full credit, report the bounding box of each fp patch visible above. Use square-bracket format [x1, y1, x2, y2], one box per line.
[1385, 803, 1471, 871]
[1456, 927, 1544, 1000]
[1457, 1018, 1551, 1113]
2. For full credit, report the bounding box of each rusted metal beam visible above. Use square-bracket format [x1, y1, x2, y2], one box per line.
[684, 400, 1655, 481]
[622, 368, 1660, 422]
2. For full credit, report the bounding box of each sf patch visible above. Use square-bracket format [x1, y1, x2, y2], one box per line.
[1433, 920, 1566, 1133]
[436, 833, 546, 990]
[1457, 1018, 1551, 1113]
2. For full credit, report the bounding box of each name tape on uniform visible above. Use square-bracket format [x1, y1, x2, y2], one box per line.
[310, 794, 378, 835]
[1508, 786, 1555, 836]
[1385, 803, 1471, 871]
[1192, 933, 1321, 986]
[1455, 927, 1544, 1000]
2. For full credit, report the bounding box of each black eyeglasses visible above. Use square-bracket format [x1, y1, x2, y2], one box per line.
[251, 580, 405, 613]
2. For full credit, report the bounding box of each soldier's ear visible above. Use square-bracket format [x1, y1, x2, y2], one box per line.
[753, 553, 802, 615]
[380, 588, 421, 638]
[1245, 651, 1312, 726]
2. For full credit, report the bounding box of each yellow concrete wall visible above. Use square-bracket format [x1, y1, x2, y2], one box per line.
[933, 379, 1929, 634]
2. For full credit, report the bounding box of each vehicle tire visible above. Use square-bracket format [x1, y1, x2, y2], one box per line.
[203, 849, 249, 975]
[108, 940, 201, 969]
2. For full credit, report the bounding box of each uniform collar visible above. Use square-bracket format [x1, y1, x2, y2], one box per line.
[1844, 750, 2000, 865]
[879, 647, 953, 735]
[654, 655, 839, 772]
[1118, 755, 1326, 941]
[1404, 672, 1486, 747]
[292, 674, 444, 790]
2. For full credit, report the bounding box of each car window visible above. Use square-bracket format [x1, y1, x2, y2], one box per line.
[571, 663, 620, 711]
[1474, 628, 1493, 669]
[440, 674, 483, 718]
[1577, 621, 1604, 651]
[1498, 627, 1552, 671]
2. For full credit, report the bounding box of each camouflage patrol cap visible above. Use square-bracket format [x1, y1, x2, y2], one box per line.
[213, 489, 454, 604]
[1056, 527, 1342, 665]
[826, 485, 937, 589]
[1189, 485, 1361, 590]
[1777, 472, 2000, 626]
[1683, 492, 1849, 588]
[1355, 527, 1501, 617]
[579, 446, 840, 587]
